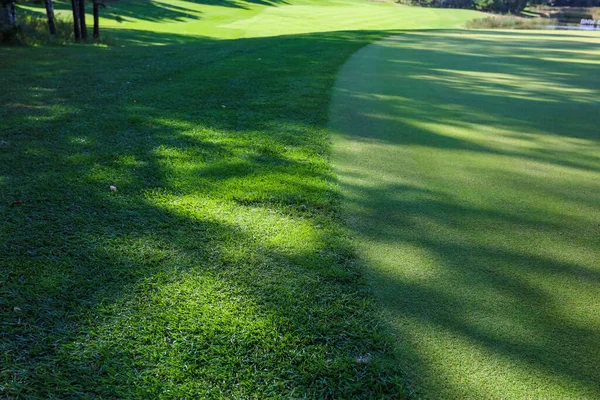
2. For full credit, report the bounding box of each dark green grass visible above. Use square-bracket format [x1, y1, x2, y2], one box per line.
[330, 31, 600, 399]
[0, 28, 412, 397]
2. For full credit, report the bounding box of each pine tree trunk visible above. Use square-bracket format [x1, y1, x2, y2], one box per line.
[8, 0, 16, 26]
[93, 0, 99, 39]
[0, 0, 17, 42]
[1, 0, 17, 41]
[1, 4, 10, 31]
[10, 0, 15, 24]
[79, 0, 87, 40]
[71, 0, 81, 40]
[44, 0, 56, 36]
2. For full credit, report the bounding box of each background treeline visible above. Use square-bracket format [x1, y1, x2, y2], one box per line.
[529, 0, 600, 6]
[397, 0, 600, 13]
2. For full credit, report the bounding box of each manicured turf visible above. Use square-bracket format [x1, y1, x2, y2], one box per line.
[330, 30, 600, 399]
[18, 0, 478, 39]
[0, 1, 479, 398]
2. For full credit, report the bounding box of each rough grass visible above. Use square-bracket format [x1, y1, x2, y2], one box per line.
[330, 30, 600, 399]
[0, 0, 480, 398]
[5, 14, 75, 45]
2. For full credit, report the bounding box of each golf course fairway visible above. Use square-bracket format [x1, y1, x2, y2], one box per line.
[4, 0, 600, 396]
[2, 1, 481, 397]
[330, 31, 600, 399]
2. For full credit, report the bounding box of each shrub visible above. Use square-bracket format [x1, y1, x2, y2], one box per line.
[530, 5, 600, 19]
[1, 13, 72, 44]
[466, 15, 557, 28]
[2, 13, 113, 45]
[553, 9, 594, 22]
[395, 0, 527, 12]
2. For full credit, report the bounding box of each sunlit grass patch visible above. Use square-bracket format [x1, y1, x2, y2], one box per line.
[330, 30, 600, 399]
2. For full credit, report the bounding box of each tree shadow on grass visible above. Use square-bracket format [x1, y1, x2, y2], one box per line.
[338, 178, 600, 398]
[44, 0, 288, 24]
[0, 30, 407, 398]
[334, 32, 600, 173]
[330, 30, 600, 399]
[18, 0, 289, 30]
[102, 0, 288, 23]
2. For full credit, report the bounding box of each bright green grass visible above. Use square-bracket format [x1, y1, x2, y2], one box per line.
[0, 0, 480, 398]
[19, 0, 479, 39]
[330, 30, 600, 399]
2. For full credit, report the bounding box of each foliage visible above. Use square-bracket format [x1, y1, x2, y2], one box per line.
[396, 0, 600, 14]
[0, 11, 110, 44]
[397, 0, 528, 13]
[3, 12, 70, 44]
[530, 0, 600, 7]
[530, 6, 600, 21]
[466, 14, 556, 27]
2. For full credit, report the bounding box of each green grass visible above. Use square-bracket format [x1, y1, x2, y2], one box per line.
[0, 0, 480, 398]
[330, 30, 600, 399]
[17, 0, 479, 40]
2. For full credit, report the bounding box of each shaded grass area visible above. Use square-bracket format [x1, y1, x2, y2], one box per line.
[0, 28, 414, 397]
[330, 30, 600, 399]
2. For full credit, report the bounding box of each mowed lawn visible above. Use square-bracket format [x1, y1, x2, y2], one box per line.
[0, 1, 480, 398]
[330, 30, 600, 399]
[18, 0, 478, 39]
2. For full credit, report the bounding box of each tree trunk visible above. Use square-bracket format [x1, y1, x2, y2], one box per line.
[79, 0, 87, 40]
[1, 0, 17, 41]
[9, 0, 15, 24]
[93, 0, 99, 39]
[44, 0, 56, 36]
[6, 0, 16, 26]
[71, 0, 81, 40]
[1, 4, 10, 31]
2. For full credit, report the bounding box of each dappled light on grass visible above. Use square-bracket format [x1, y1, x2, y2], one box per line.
[330, 30, 600, 399]
[411, 69, 597, 103]
[0, 29, 410, 397]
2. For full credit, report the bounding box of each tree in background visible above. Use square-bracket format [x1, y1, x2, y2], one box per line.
[71, 0, 80, 40]
[530, 0, 600, 5]
[1, 0, 17, 31]
[1, 0, 106, 42]
[92, 0, 105, 39]
[398, 0, 599, 11]
[78, 0, 87, 39]
[44, 0, 56, 36]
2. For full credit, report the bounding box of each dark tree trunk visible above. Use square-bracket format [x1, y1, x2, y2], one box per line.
[93, 0, 99, 39]
[78, 0, 87, 40]
[9, 0, 16, 25]
[44, 0, 56, 36]
[1, 0, 18, 41]
[71, 0, 81, 40]
[5, 0, 16, 27]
